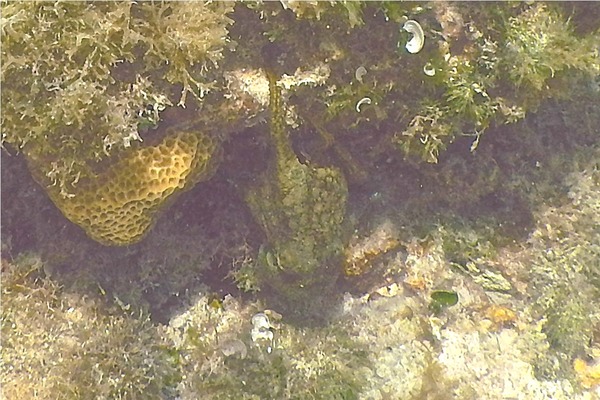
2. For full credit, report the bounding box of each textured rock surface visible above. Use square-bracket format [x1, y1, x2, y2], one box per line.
[1, 2, 600, 398]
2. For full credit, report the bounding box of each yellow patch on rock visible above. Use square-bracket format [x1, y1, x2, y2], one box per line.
[45, 131, 220, 245]
[574, 357, 600, 389]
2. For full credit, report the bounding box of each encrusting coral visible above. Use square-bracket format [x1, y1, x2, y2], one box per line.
[40, 130, 221, 246]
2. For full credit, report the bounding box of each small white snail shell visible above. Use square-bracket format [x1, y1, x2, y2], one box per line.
[423, 62, 436, 76]
[355, 66, 367, 83]
[403, 20, 425, 54]
[356, 97, 372, 113]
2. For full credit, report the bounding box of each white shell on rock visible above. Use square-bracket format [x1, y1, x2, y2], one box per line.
[251, 312, 274, 344]
[251, 312, 271, 330]
[355, 66, 367, 83]
[423, 62, 436, 76]
[403, 20, 425, 54]
[356, 97, 372, 113]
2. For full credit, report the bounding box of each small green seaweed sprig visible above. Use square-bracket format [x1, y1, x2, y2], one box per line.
[501, 3, 599, 94]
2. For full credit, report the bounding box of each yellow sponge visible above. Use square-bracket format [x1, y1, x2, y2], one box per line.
[45, 131, 220, 245]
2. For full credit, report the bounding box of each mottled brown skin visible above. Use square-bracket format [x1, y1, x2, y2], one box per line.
[245, 69, 348, 319]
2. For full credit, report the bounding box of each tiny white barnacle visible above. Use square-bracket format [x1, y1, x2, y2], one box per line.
[355, 66, 367, 83]
[403, 20, 425, 54]
[356, 97, 372, 113]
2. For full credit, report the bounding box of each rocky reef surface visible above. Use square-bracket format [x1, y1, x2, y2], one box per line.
[2, 2, 599, 399]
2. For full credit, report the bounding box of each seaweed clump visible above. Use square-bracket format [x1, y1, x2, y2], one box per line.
[394, 2, 599, 163]
[1, 1, 233, 195]
[1, 255, 180, 399]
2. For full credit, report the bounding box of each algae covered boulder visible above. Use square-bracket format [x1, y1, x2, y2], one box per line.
[2, 1, 598, 249]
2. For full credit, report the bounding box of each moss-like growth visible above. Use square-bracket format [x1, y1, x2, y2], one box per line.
[394, 2, 599, 162]
[528, 163, 600, 381]
[502, 4, 599, 94]
[1, 255, 180, 399]
[1, 1, 233, 194]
